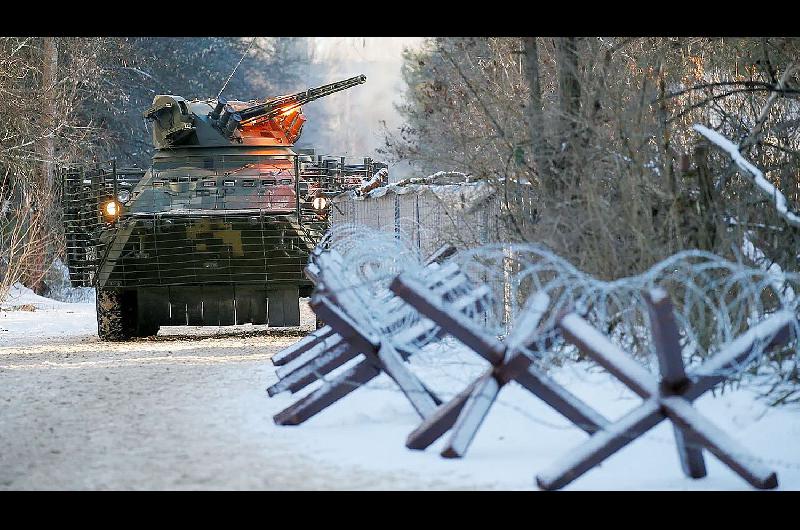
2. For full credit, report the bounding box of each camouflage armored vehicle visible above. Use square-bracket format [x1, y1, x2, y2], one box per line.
[62, 75, 385, 340]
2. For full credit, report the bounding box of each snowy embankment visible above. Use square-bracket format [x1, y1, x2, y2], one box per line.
[1, 286, 798, 489]
[0, 283, 96, 343]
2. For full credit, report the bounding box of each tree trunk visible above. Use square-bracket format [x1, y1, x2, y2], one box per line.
[24, 37, 58, 295]
[657, 62, 675, 196]
[521, 37, 552, 193]
[555, 37, 582, 192]
[42, 37, 57, 193]
[557, 37, 581, 133]
[694, 142, 718, 251]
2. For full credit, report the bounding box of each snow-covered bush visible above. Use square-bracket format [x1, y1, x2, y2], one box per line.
[40, 259, 95, 304]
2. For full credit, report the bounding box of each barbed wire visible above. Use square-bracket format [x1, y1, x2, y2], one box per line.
[316, 223, 799, 381]
[281, 223, 800, 477]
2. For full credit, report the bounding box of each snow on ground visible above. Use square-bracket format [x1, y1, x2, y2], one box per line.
[269, 340, 800, 490]
[1, 287, 798, 490]
[0, 283, 97, 343]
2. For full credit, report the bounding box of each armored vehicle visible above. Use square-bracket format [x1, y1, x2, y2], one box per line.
[62, 75, 385, 340]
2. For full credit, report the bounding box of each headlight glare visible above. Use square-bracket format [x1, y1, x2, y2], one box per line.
[312, 197, 328, 210]
[102, 200, 121, 221]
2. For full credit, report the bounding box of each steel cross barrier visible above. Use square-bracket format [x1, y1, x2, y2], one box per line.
[389, 273, 611, 459]
[270, 254, 488, 425]
[267, 257, 471, 400]
[535, 287, 795, 490]
[269, 244, 460, 376]
[269, 246, 492, 426]
[269, 244, 456, 368]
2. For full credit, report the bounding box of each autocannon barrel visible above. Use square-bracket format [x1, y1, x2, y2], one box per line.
[238, 74, 366, 126]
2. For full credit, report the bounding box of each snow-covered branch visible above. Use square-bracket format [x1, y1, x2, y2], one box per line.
[740, 64, 797, 153]
[355, 167, 389, 196]
[693, 124, 800, 229]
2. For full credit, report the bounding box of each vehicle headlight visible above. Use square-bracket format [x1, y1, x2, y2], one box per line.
[117, 189, 131, 204]
[102, 200, 121, 221]
[312, 197, 327, 210]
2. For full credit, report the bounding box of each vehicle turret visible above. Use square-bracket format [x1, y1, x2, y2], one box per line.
[143, 75, 367, 150]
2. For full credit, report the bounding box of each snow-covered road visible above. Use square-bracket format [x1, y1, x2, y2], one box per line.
[0, 289, 464, 490]
[1, 285, 798, 490]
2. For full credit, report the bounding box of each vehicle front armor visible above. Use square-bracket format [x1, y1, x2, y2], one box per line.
[62, 155, 381, 340]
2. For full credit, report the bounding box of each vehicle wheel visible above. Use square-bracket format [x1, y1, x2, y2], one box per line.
[96, 289, 136, 341]
[136, 322, 160, 338]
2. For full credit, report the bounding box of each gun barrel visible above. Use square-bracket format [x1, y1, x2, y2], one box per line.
[238, 74, 366, 125]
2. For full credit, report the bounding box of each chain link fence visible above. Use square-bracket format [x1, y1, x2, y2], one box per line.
[329, 174, 510, 257]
